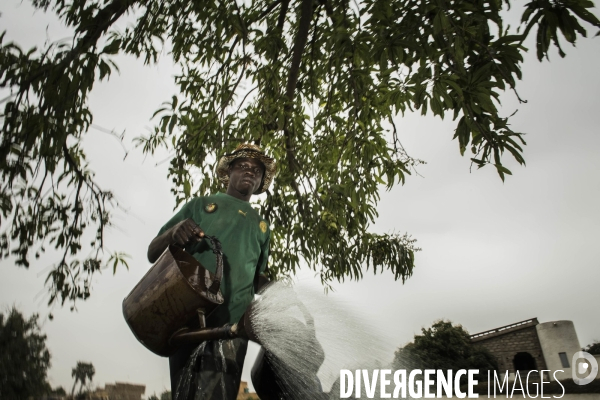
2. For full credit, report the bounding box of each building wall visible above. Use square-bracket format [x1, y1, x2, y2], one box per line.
[536, 321, 582, 382]
[103, 382, 145, 400]
[473, 324, 547, 373]
[237, 381, 259, 400]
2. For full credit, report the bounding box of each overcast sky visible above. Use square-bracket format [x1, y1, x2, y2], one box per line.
[1, 1, 599, 397]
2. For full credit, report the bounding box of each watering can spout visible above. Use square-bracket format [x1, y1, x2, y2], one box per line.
[168, 323, 239, 345]
[168, 304, 260, 346]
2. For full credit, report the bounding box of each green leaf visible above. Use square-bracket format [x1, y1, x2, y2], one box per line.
[102, 39, 121, 55]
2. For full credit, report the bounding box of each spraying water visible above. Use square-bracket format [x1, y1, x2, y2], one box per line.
[173, 279, 408, 400]
[248, 280, 399, 399]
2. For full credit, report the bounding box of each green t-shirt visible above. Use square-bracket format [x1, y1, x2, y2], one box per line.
[157, 192, 270, 326]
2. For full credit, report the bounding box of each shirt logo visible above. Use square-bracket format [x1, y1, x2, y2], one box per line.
[238, 210, 247, 217]
[259, 221, 267, 233]
[205, 203, 218, 213]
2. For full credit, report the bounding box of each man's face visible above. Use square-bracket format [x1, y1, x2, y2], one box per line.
[227, 157, 265, 198]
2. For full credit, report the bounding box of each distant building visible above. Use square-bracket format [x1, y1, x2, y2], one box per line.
[470, 318, 597, 381]
[237, 381, 259, 400]
[90, 382, 145, 400]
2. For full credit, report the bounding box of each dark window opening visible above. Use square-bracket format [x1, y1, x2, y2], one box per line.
[559, 352, 570, 368]
[513, 352, 537, 373]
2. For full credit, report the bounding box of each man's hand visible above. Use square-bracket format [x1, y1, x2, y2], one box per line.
[147, 218, 204, 263]
[171, 219, 204, 246]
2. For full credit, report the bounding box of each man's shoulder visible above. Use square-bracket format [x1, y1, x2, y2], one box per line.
[213, 194, 266, 216]
[178, 196, 205, 209]
[245, 205, 269, 235]
[185, 194, 219, 205]
[246, 202, 268, 222]
[190, 194, 269, 225]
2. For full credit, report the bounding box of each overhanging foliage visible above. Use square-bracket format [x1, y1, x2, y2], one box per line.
[1, 0, 599, 304]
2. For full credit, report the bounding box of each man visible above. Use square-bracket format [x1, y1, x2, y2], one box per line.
[147, 143, 276, 400]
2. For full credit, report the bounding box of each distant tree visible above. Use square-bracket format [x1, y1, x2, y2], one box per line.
[160, 390, 172, 400]
[584, 341, 600, 355]
[0, 307, 51, 399]
[393, 320, 498, 378]
[51, 386, 67, 396]
[70, 361, 95, 398]
[75, 392, 91, 400]
[148, 394, 159, 400]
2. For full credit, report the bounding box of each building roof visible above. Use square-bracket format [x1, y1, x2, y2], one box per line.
[470, 318, 539, 343]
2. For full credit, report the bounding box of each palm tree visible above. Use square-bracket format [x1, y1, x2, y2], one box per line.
[70, 361, 95, 399]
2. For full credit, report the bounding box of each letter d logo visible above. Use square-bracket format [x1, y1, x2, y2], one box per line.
[572, 351, 598, 385]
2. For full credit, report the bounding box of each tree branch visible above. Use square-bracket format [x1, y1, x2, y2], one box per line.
[280, 0, 315, 215]
[277, 0, 291, 36]
[284, 0, 314, 101]
[18, 0, 138, 92]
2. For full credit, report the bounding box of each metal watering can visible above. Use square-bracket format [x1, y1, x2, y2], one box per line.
[122, 236, 251, 357]
[122, 237, 325, 398]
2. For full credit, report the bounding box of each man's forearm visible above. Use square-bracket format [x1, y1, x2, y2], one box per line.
[147, 219, 204, 263]
[147, 229, 175, 263]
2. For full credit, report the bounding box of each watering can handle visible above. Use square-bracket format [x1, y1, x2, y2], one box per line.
[204, 235, 223, 294]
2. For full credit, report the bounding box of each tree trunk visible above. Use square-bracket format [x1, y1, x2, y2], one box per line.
[70, 379, 78, 399]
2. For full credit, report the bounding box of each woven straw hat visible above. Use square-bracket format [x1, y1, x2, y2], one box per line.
[216, 143, 276, 194]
